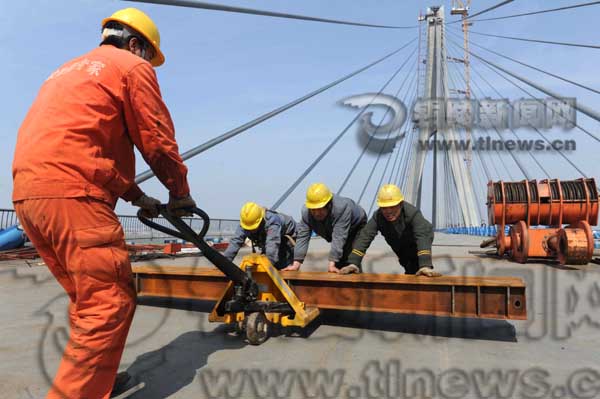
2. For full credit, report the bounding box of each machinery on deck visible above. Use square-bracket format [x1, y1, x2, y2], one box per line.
[481, 178, 598, 264]
[137, 206, 527, 345]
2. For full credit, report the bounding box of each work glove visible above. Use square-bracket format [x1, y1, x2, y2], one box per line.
[132, 194, 161, 218]
[168, 194, 196, 217]
[339, 264, 360, 275]
[416, 266, 442, 277]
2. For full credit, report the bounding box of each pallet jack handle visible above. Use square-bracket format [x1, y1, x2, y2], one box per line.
[137, 206, 258, 301]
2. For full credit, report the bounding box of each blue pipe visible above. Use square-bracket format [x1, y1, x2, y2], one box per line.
[0, 225, 26, 251]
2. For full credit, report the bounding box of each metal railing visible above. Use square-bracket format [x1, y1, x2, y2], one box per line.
[0, 209, 18, 230]
[0, 208, 239, 241]
[119, 214, 239, 242]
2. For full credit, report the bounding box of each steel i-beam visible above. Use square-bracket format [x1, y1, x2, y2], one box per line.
[132, 266, 526, 320]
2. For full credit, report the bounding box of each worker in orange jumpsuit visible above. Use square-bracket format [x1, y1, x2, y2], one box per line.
[12, 8, 195, 399]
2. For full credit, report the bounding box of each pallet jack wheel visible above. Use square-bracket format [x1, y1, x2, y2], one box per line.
[234, 320, 245, 336]
[246, 312, 269, 345]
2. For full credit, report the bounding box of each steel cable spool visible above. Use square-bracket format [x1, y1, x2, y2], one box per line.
[486, 179, 598, 264]
[557, 220, 594, 265]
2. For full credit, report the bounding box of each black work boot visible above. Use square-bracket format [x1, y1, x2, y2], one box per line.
[110, 371, 139, 398]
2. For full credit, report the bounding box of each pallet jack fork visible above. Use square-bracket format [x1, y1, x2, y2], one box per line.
[138, 206, 319, 344]
[210, 253, 320, 343]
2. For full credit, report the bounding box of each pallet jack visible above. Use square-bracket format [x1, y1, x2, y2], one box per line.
[138, 206, 319, 345]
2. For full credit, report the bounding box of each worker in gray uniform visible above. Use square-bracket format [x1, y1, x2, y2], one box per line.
[346, 184, 440, 277]
[224, 202, 296, 270]
[282, 183, 367, 274]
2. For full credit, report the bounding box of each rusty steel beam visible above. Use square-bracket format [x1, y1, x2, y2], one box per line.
[132, 266, 527, 320]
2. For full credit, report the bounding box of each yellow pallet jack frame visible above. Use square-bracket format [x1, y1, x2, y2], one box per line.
[208, 254, 320, 343]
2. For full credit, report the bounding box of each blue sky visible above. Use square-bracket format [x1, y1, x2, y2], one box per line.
[2, 0, 599, 221]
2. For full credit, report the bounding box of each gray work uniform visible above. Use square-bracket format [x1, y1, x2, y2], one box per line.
[293, 195, 367, 267]
[224, 209, 297, 269]
[347, 201, 434, 274]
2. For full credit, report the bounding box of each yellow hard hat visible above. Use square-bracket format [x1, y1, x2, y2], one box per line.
[305, 183, 333, 209]
[240, 202, 265, 230]
[377, 184, 405, 207]
[102, 8, 165, 67]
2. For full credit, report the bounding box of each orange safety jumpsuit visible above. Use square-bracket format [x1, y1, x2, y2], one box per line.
[12, 44, 190, 399]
